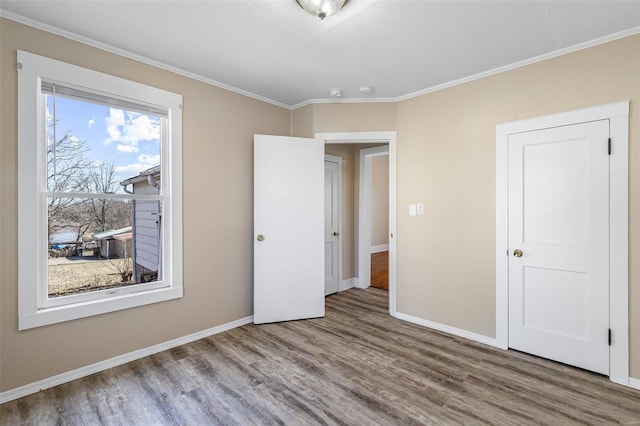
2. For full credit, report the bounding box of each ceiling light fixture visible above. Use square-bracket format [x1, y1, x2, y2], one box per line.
[296, 0, 348, 20]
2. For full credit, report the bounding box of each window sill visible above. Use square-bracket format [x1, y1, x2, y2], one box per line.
[19, 285, 183, 330]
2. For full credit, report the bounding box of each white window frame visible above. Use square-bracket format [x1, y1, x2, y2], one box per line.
[17, 51, 183, 330]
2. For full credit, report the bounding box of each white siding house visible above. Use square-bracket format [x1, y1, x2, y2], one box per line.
[93, 227, 132, 259]
[120, 166, 161, 283]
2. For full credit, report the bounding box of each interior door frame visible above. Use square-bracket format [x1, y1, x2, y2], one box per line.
[495, 101, 629, 386]
[316, 131, 398, 317]
[325, 154, 343, 294]
[358, 145, 390, 291]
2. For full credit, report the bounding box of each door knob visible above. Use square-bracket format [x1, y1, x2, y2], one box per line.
[333, 231, 339, 237]
[257, 234, 265, 241]
[513, 249, 523, 257]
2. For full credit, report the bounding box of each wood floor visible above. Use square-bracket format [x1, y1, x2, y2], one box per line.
[2, 288, 640, 425]
[370, 251, 388, 290]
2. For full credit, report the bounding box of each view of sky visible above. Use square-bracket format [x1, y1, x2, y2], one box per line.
[46, 94, 161, 190]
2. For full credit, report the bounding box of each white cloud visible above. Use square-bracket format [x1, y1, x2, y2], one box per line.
[138, 153, 160, 164]
[88, 118, 95, 128]
[115, 153, 161, 176]
[116, 144, 138, 153]
[104, 108, 159, 153]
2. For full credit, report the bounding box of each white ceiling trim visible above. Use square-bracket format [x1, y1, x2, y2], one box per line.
[2, 8, 639, 112]
[0, 9, 291, 110]
[290, 96, 399, 110]
[393, 25, 640, 104]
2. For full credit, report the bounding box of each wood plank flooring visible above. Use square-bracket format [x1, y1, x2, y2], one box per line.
[2, 288, 640, 425]
[370, 251, 388, 290]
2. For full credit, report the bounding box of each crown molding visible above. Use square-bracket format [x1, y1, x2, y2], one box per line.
[2, 9, 639, 111]
[291, 96, 398, 110]
[0, 9, 291, 110]
[393, 25, 640, 104]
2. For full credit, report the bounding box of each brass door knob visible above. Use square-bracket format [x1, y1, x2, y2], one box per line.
[513, 249, 523, 257]
[257, 234, 265, 241]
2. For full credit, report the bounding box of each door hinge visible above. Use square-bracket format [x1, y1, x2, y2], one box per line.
[608, 138, 612, 155]
[608, 328, 612, 346]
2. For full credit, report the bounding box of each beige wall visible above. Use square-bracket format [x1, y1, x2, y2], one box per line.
[371, 155, 389, 247]
[0, 19, 290, 391]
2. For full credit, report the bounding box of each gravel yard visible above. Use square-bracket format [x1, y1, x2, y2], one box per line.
[48, 256, 133, 297]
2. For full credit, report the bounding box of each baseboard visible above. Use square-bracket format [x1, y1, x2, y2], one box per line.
[0, 315, 253, 404]
[338, 278, 357, 292]
[394, 312, 502, 349]
[370, 244, 389, 254]
[628, 378, 640, 390]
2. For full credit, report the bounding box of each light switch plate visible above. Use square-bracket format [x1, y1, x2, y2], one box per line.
[417, 203, 424, 215]
[409, 204, 417, 216]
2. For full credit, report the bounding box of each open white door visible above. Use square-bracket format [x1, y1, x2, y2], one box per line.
[254, 134, 325, 324]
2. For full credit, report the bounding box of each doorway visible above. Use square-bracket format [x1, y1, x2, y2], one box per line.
[495, 101, 629, 385]
[317, 132, 397, 316]
[362, 146, 389, 291]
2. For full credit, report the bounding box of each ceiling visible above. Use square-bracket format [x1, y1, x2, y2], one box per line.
[1, 1, 639, 108]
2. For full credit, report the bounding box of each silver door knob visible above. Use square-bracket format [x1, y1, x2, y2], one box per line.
[513, 249, 523, 257]
[257, 234, 265, 241]
[333, 232, 339, 237]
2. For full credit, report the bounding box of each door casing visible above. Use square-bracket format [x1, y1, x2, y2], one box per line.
[496, 101, 629, 386]
[316, 132, 398, 317]
[358, 145, 390, 290]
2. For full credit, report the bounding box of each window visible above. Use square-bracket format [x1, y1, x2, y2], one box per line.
[18, 51, 183, 329]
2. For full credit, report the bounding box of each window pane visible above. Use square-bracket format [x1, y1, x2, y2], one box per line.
[45, 94, 161, 194]
[47, 197, 161, 298]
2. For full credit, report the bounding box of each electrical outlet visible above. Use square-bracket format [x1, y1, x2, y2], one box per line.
[417, 203, 424, 215]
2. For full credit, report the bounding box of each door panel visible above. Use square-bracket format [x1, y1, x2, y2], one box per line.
[325, 160, 339, 295]
[508, 120, 610, 375]
[254, 135, 325, 324]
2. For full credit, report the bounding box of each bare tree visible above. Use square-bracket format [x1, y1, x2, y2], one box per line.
[87, 163, 131, 232]
[47, 130, 91, 237]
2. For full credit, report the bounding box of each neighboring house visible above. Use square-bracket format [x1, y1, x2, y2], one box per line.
[120, 166, 161, 283]
[93, 226, 132, 259]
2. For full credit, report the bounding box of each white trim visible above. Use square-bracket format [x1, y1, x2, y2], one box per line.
[370, 244, 389, 254]
[316, 132, 397, 317]
[496, 101, 630, 385]
[293, 27, 640, 109]
[325, 154, 343, 295]
[3, 9, 637, 110]
[291, 97, 399, 110]
[628, 378, 640, 390]
[0, 315, 253, 404]
[395, 312, 501, 349]
[338, 278, 357, 292]
[394, 27, 640, 103]
[0, 10, 289, 110]
[359, 145, 390, 291]
[17, 50, 183, 329]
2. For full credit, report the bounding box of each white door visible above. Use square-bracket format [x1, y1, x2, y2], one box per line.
[254, 135, 325, 324]
[508, 120, 610, 374]
[324, 159, 339, 295]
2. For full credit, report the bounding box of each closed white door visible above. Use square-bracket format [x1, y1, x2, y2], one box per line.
[325, 159, 339, 295]
[508, 120, 610, 375]
[254, 135, 325, 324]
